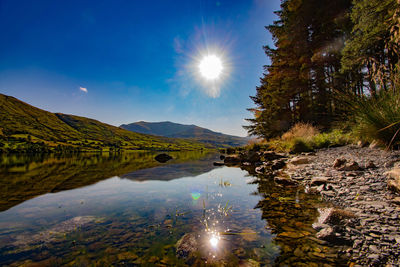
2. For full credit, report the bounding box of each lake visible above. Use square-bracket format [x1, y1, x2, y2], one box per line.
[0, 152, 348, 266]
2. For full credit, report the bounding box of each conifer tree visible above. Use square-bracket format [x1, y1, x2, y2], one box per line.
[246, 0, 352, 138]
[341, 0, 399, 93]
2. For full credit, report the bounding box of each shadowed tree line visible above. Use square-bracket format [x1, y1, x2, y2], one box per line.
[246, 0, 400, 140]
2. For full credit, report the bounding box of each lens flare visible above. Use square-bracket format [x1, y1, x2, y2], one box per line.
[191, 192, 201, 200]
[199, 55, 223, 80]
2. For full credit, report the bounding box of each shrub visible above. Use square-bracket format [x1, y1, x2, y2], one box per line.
[313, 130, 353, 149]
[267, 127, 352, 153]
[288, 138, 313, 153]
[282, 123, 319, 142]
[313, 133, 331, 148]
[352, 90, 400, 148]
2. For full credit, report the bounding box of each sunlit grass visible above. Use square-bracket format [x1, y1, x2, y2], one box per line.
[246, 123, 354, 153]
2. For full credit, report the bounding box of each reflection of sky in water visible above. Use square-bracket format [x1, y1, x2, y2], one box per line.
[1, 168, 259, 222]
[0, 166, 271, 262]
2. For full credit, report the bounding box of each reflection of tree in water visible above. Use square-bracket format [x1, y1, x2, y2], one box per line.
[0, 151, 217, 211]
[248, 169, 348, 266]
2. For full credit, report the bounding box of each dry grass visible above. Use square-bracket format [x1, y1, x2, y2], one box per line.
[247, 137, 266, 145]
[281, 123, 319, 141]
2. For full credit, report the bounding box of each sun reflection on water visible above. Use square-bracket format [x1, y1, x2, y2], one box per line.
[208, 229, 221, 249]
[210, 235, 219, 248]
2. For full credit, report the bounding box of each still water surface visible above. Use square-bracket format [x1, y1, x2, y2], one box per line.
[0, 152, 347, 266]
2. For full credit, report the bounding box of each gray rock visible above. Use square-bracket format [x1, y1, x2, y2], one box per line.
[263, 151, 286, 161]
[312, 223, 330, 231]
[315, 227, 348, 244]
[365, 160, 377, 169]
[310, 177, 330, 186]
[316, 226, 334, 240]
[321, 190, 336, 197]
[289, 156, 311, 165]
[367, 254, 380, 260]
[255, 165, 265, 174]
[176, 233, 198, 259]
[316, 184, 325, 192]
[333, 158, 347, 168]
[359, 185, 370, 191]
[271, 159, 286, 170]
[240, 151, 261, 164]
[369, 245, 380, 254]
[338, 161, 361, 171]
[224, 155, 241, 165]
[385, 168, 400, 193]
[317, 208, 355, 225]
[384, 160, 398, 168]
[369, 140, 380, 149]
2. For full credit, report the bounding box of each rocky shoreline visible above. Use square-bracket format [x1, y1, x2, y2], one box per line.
[218, 145, 400, 266]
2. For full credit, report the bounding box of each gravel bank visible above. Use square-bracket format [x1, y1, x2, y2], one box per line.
[285, 146, 400, 266]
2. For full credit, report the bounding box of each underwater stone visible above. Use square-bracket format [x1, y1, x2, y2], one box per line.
[176, 233, 198, 259]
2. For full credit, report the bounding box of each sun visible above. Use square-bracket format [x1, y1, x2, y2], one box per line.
[199, 55, 223, 80]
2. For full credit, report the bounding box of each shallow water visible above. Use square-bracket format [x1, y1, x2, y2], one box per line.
[0, 152, 348, 266]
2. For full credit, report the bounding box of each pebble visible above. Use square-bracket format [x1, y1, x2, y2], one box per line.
[276, 146, 400, 266]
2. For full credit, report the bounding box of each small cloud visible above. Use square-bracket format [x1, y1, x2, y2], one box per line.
[173, 36, 185, 54]
[79, 86, 88, 93]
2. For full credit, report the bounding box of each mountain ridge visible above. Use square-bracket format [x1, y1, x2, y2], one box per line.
[0, 94, 210, 152]
[120, 121, 248, 147]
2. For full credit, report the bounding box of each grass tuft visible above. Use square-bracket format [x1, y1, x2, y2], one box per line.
[281, 123, 319, 142]
[265, 124, 353, 153]
[351, 90, 400, 149]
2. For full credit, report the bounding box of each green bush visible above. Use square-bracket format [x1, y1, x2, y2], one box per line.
[312, 130, 353, 149]
[266, 129, 353, 153]
[288, 138, 313, 153]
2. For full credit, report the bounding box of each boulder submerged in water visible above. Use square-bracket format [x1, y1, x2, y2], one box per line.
[155, 153, 173, 163]
[176, 233, 198, 259]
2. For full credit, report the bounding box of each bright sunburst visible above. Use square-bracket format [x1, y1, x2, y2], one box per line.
[199, 55, 223, 80]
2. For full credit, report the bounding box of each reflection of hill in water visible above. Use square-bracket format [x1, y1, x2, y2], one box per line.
[121, 155, 217, 181]
[0, 151, 217, 211]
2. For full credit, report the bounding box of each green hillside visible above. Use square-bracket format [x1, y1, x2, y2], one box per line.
[0, 94, 210, 153]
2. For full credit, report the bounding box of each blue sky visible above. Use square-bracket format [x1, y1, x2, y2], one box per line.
[0, 0, 280, 137]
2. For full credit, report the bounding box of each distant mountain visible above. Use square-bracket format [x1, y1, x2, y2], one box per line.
[120, 121, 248, 147]
[0, 94, 209, 152]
